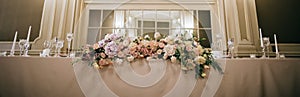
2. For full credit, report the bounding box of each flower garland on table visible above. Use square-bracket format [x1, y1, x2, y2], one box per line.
[81, 32, 220, 78]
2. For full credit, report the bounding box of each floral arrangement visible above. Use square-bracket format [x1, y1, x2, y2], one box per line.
[81, 32, 220, 78]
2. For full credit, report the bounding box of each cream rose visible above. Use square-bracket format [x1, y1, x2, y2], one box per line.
[194, 56, 206, 64]
[171, 56, 177, 63]
[154, 32, 161, 39]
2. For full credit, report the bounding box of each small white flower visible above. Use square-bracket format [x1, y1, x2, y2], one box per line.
[115, 58, 123, 64]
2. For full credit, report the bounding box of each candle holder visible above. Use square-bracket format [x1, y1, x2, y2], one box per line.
[275, 53, 280, 59]
[23, 41, 30, 57]
[54, 40, 64, 57]
[227, 38, 235, 59]
[9, 46, 15, 56]
[18, 39, 27, 56]
[263, 37, 270, 58]
[260, 46, 266, 58]
[66, 33, 73, 57]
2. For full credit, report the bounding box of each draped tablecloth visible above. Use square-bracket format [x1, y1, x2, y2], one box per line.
[0, 56, 300, 97]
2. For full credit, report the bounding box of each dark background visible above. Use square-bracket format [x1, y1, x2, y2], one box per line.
[0, 0, 44, 41]
[255, 0, 300, 43]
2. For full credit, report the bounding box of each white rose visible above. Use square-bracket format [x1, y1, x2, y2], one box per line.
[127, 56, 134, 62]
[171, 56, 177, 63]
[144, 35, 150, 40]
[154, 32, 161, 39]
[146, 57, 152, 61]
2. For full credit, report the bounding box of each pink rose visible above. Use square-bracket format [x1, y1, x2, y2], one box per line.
[158, 42, 165, 48]
[100, 53, 106, 58]
[185, 45, 193, 51]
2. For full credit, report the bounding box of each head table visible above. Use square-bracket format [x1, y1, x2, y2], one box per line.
[0, 56, 300, 97]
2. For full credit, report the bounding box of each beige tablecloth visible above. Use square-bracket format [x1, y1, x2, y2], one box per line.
[0, 57, 300, 97]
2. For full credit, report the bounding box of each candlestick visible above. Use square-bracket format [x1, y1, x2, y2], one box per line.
[9, 31, 18, 56]
[259, 28, 263, 47]
[274, 34, 278, 54]
[26, 26, 32, 42]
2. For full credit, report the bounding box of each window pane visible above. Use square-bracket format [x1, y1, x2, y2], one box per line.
[143, 29, 155, 34]
[157, 21, 169, 28]
[89, 10, 101, 27]
[142, 29, 155, 38]
[87, 28, 99, 44]
[171, 11, 181, 29]
[198, 10, 211, 28]
[199, 29, 212, 48]
[138, 21, 142, 28]
[102, 10, 114, 27]
[137, 28, 142, 37]
[143, 21, 155, 28]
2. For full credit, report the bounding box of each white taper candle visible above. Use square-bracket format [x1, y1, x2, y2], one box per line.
[274, 34, 278, 54]
[26, 26, 32, 42]
[10, 31, 18, 55]
[259, 28, 263, 47]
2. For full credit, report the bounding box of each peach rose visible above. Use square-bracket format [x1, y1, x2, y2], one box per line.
[93, 43, 100, 49]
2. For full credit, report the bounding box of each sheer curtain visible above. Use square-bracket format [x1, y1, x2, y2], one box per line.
[114, 11, 125, 36]
[181, 11, 194, 39]
[125, 15, 136, 40]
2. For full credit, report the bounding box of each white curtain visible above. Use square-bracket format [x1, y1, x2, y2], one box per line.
[125, 15, 136, 40]
[114, 11, 125, 36]
[180, 11, 194, 39]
